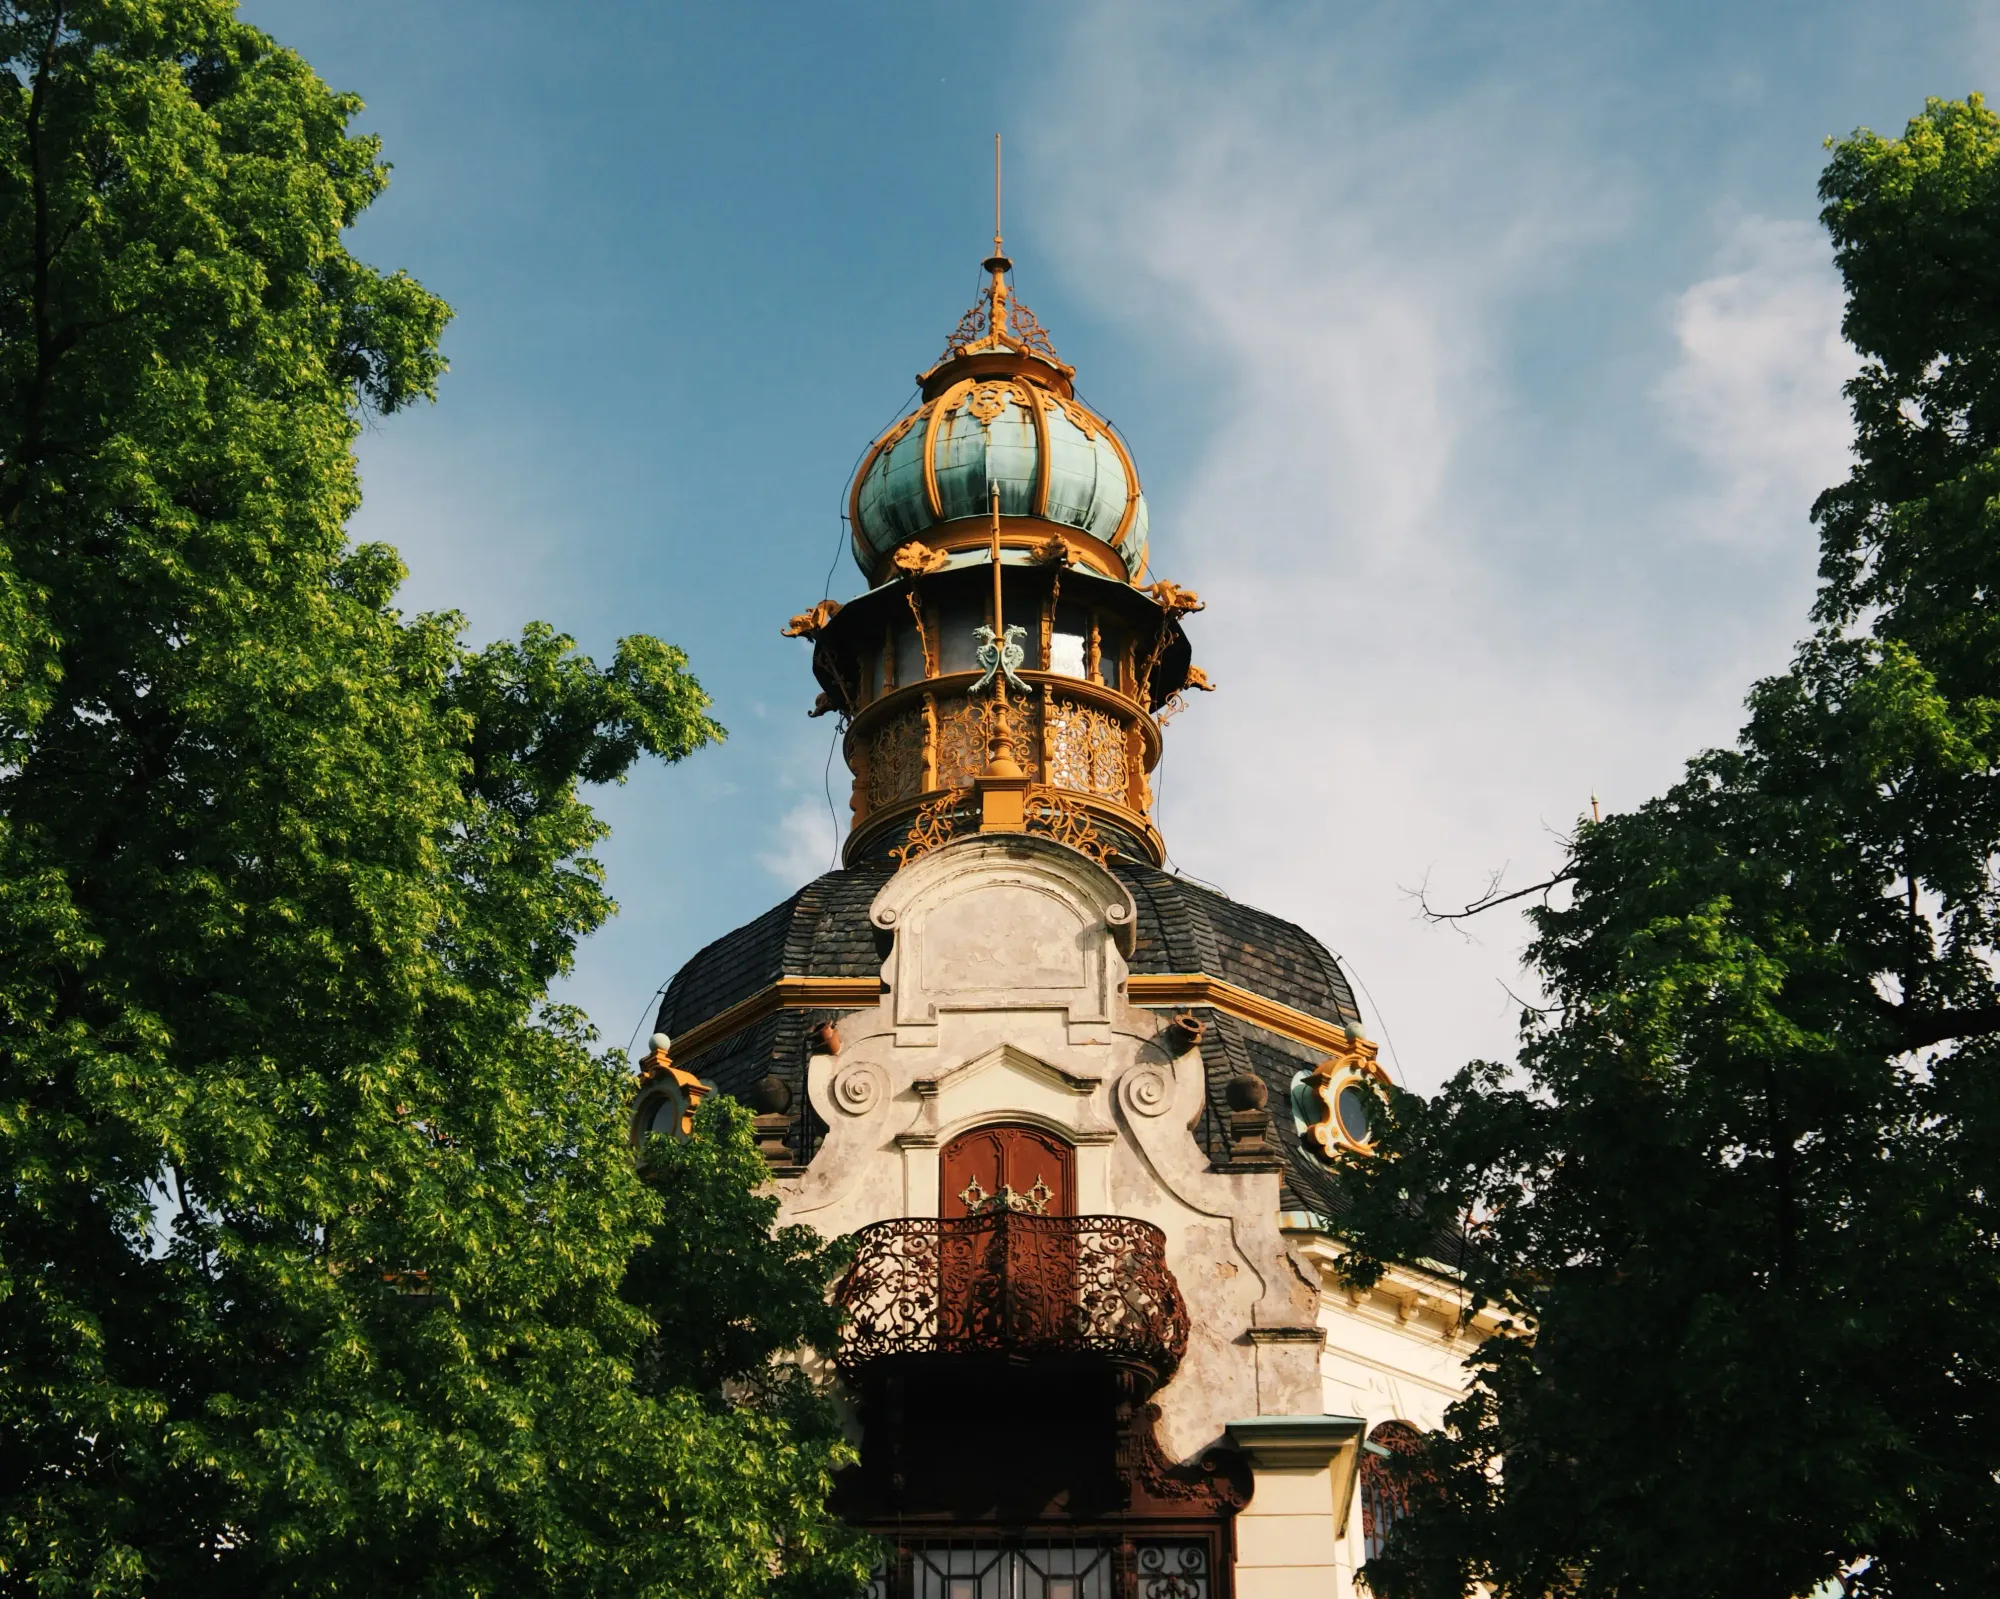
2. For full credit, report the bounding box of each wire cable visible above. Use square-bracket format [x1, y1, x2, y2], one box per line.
[622, 983, 669, 1064]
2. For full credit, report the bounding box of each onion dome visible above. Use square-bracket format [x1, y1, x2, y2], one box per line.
[849, 257, 1149, 583]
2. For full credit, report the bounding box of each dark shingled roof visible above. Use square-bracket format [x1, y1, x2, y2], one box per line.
[653, 855, 1384, 1216]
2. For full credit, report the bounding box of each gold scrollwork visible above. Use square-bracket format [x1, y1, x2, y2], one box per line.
[781, 598, 841, 639]
[1044, 701, 1130, 798]
[935, 697, 1039, 789]
[935, 700, 988, 790]
[1000, 295, 1060, 359]
[868, 712, 926, 809]
[1147, 579, 1205, 615]
[892, 542, 949, 577]
[1025, 785, 1115, 866]
[940, 288, 1062, 363]
[892, 789, 970, 869]
[874, 403, 929, 456]
[962, 381, 1019, 423]
[1056, 395, 1101, 441]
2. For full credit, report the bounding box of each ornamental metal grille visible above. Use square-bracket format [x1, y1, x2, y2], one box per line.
[835, 1212, 1188, 1382]
[868, 1541, 1210, 1599]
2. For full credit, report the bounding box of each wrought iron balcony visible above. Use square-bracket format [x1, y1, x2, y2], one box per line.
[835, 1212, 1189, 1389]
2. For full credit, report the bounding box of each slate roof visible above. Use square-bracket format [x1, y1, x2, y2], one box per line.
[653, 855, 1392, 1237]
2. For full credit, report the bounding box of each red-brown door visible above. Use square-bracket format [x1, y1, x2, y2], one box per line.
[938, 1125, 1076, 1351]
[941, 1123, 1075, 1218]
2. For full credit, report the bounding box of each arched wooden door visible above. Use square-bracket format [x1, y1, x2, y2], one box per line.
[940, 1123, 1075, 1217]
[938, 1125, 1077, 1352]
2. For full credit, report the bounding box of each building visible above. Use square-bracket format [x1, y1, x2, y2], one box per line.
[635, 240, 1496, 1599]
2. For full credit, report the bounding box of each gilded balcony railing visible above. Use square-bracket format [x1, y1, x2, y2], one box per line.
[835, 1213, 1189, 1388]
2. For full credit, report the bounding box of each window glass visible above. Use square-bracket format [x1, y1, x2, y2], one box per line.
[1098, 617, 1127, 690]
[1050, 600, 1090, 678]
[891, 616, 926, 686]
[937, 594, 984, 675]
[1361, 1422, 1426, 1563]
[1338, 1083, 1373, 1145]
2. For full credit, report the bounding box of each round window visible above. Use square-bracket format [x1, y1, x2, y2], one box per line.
[642, 1091, 684, 1139]
[1336, 1082, 1373, 1146]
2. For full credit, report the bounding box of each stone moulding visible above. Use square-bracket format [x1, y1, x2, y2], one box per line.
[671, 970, 1380, 1077]
[870, 836, 1136, 1048]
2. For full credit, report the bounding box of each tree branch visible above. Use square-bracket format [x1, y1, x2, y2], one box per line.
[1412, 866, 1577, 927]
[1889, 1003, 2000, 1053]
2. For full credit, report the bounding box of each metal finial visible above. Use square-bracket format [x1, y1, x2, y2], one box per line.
[982, 135, 1012, 329]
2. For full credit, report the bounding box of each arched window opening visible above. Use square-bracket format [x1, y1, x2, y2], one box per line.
[1360, 1420, 1425, 1563]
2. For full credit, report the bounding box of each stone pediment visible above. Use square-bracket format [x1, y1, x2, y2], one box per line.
[870, 835, 1135, 1047]
[896, 1042, 1118, 1149]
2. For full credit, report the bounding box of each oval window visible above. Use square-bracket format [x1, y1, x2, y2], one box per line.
[643, 1091, 684, 1139]
[1337, 1082, 1373, 1145]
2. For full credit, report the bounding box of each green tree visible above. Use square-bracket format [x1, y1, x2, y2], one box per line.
[1340, 97, 2000, 1599]
[0, 4, 868, 1595]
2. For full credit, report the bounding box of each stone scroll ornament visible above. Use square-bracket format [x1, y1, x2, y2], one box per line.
[1121, 1061, 1177, 1119]
[830, 1061, 886, 1117]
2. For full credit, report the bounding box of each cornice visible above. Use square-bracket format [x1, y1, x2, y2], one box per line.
[1126, 974, 1380, 1068]
[670, 969, 1382, 1077]
[671, 976, 882, 1067]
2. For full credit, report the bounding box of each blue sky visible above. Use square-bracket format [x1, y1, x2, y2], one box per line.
[242, 0, 1996, 1089]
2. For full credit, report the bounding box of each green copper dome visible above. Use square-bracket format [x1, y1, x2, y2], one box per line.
[846, 270, 1149, 583]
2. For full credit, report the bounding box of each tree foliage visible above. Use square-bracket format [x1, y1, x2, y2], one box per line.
[0, 4, 866, 1595]
[1339, 96, 2000, 1599]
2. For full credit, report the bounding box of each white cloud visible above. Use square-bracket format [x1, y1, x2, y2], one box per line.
[1656, 216, 1859, 541]
[1030, 0, 1839, 1091]
[760, 795, 839, 888]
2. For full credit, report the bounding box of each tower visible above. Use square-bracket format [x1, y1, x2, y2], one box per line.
[640, 246, 1496, 1599]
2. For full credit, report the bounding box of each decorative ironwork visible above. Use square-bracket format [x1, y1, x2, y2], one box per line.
[935, 700, 989, 790]
[892, 541, 949, 576]
[957, 1175, 1054, 1215]
[1146, 580, 1205, 616]
[1026, 785, 1115, 866]
[963, 381, 1019, 422]
[1056, 395, 1101, 442]
[972, 622, 1029, 694]
[1136, 1544, 1210, 1599]
[939, 285, 1061, 363]
[893, 789, 970, 868]
[869, 1540, 1212, 1599]
[905, 588, 932, 676]
[1362, 1420, 1427, 1562]
[939, 295, 992, 362]
[870, 711, 927, 808]
[782, 598, 842, 639]
[875, 403, 929, 457]
[999, 292, 1060, 359]
[835, 1212, 1188, 1384]
[1045, 702, 1130, 798]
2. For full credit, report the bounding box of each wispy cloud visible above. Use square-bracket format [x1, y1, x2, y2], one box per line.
[1032, 0, 1847, 1088]
[760, 795, 839, 888]
[1656, 215, 1858, 542]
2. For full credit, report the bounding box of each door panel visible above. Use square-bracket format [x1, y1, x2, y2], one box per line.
[940, 1123, 1075, 1217]
[938, 1124, 1077, 1350]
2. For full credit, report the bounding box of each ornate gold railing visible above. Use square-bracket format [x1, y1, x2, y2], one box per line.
[835, 1213, 1188, 1389]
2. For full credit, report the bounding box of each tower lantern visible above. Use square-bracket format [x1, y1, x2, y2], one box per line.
[784, 248, 1210, 867]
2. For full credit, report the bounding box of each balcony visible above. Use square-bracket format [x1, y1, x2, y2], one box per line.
[835, 1212, 1189, 1392]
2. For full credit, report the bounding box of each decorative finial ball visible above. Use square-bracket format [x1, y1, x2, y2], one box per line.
[750, 1074, 793, 1115]
[649, 1032, 671, 1055]
[1225, 1072, 1269, 1113]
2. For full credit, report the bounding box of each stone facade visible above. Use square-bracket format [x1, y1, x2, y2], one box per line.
[654, 831, 1491, 1599]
